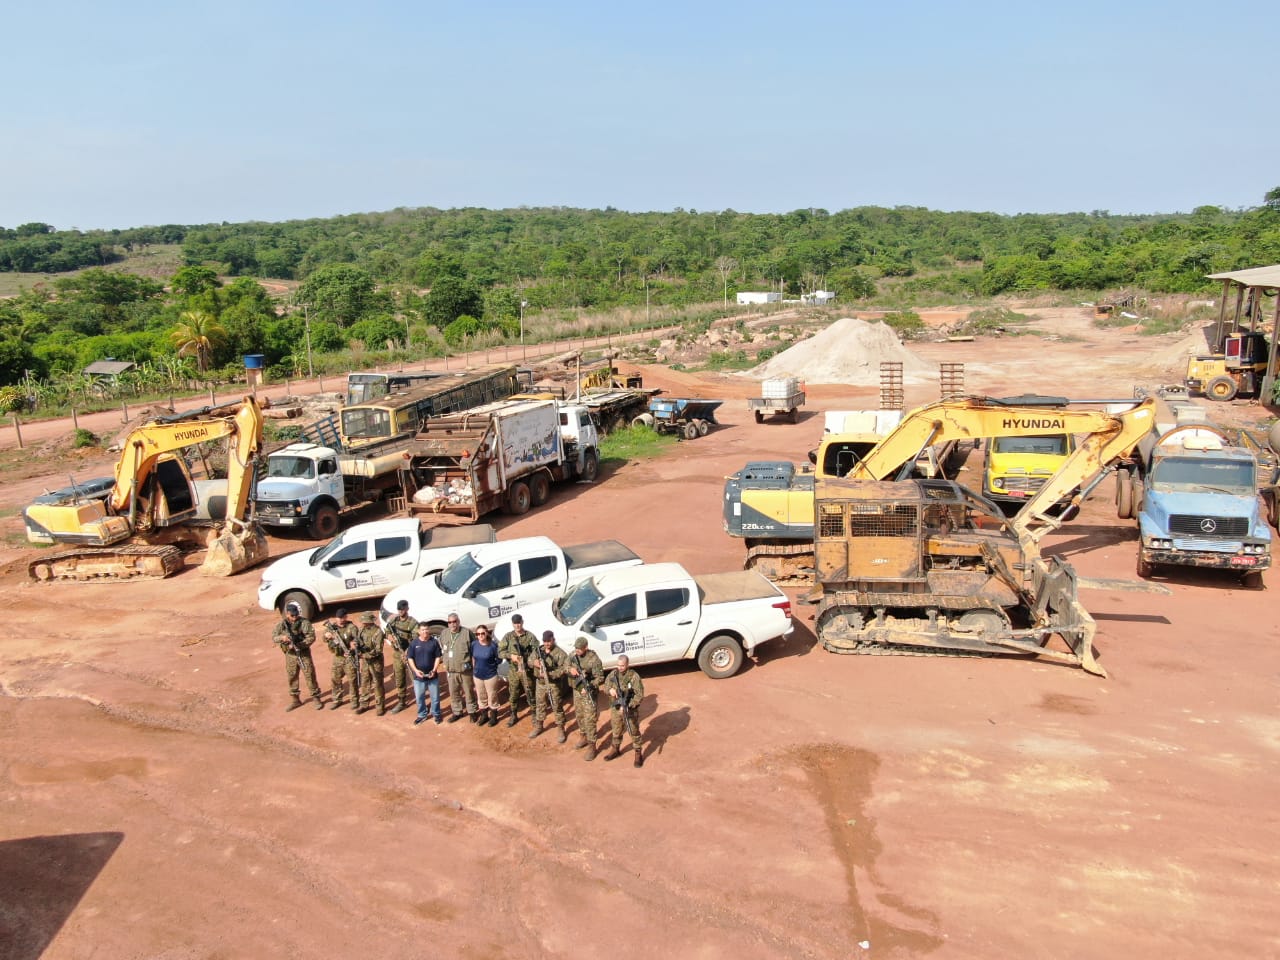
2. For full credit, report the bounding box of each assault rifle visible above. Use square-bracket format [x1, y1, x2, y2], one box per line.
[325, 623, 360, 702]
[280, 619, 307, 657]
[570, 653, 596, 696]
[609, 670, 640, 740]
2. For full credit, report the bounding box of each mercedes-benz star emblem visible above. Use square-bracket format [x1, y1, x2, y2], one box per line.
[1200, 518, 1217, 533]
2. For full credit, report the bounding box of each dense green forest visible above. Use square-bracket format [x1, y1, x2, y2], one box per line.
[2, 194, 1280, 396]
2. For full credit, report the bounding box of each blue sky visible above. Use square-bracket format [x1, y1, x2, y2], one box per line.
[2, 0, 1275, 230]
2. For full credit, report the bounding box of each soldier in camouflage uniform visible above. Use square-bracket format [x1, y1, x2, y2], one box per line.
[273, 601, 323, 711]
[322, 608, 361, 711]
[604, 655, 645, 767]
[356, 612, 387, 716]
[439, 613, 478, 723]
[528, 630, 571, 744]
[567, 636, 605, 760]
[497, 613, 537, 727]
[383, 599, 418, 714]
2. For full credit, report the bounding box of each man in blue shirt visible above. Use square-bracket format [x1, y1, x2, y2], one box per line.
[406, 623, 443, 725]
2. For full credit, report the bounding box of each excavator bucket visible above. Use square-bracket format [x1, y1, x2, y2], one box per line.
[200, 519, 269, 577]
[1033, 557, 1107, 678]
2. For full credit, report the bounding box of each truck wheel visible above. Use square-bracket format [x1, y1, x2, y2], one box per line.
[787, 408, 798, 424]
[1263, 489, 1279, 530]
[1116, 472, 1133, 520]
[1130, 473, 1145, 515]
[1206, 375, 1238, 401]
[308, 504, 340, 540]
[697, 634, 744, 679]
[582, 449, 599, 483]
[696, 419, 710, 436]
[281, 590, 317, 621]
[1136, 553, 1154, 579]
[529, 472, 551, 507]
[754, 409, 764, 424]
[1242, 571, 1265, 589]
[505, 481, 531, 515]
[683, 421, 699, 440]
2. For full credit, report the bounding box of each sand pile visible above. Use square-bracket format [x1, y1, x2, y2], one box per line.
[749, 318, 933, 384]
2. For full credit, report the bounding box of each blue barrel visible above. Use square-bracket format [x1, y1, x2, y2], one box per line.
[243, 354, 265, 369]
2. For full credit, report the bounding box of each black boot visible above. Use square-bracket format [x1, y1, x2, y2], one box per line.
[488, 709, 499, 726]
[506, 708, 519, 728]
[634, 749, 644, 768]
[469, 711, 481, 724]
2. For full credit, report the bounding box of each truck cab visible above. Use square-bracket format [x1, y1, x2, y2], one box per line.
[982, 432, 1075, 514]
[255, 443, 345, 536]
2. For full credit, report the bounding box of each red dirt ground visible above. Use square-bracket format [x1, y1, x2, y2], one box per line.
[2, 311, 1278, 959]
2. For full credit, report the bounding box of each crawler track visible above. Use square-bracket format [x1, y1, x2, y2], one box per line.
[29, 545, 186, 582]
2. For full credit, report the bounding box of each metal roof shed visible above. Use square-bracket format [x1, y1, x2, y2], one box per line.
[1205, 265, 1280, 401]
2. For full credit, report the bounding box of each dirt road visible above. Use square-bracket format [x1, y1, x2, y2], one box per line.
[2, 321, 1278, 959]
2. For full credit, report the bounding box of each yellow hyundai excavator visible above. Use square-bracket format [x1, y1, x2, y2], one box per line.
[802, 396, 1157, 676]
[24, 396, 269, 581]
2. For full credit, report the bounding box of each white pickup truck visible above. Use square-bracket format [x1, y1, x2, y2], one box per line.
[379, 536, 642, 629]
[489, 562, 793, 679]
[256, 517, 496, 619]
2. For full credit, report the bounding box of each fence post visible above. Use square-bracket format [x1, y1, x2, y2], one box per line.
[208, 386, 216, 405]
[11, 414, 22, 449]
[71, 408, 79, 431]
[121, 400, 129, 423]
[169, 394, 175, 412]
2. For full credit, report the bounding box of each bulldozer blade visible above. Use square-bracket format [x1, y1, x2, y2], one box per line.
[199, 521, 269, 577]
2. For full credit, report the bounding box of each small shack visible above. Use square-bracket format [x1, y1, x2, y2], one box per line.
[737, 292, 781, 305]
[83, 360, 136, 384]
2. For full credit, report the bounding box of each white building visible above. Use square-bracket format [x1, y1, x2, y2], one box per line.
[736, 291, 782, 305]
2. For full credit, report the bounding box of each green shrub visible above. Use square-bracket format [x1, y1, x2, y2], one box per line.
[882, 310, 925, 339]
[73, 428, 98, 448]
[0, 385, 25, 413]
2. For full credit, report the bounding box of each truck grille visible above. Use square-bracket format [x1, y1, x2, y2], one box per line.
[998, 476, 1047, 494]
[1168, 515, 1249, 538]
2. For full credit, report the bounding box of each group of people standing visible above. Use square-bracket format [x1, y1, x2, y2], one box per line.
[271, 601, 646, 766]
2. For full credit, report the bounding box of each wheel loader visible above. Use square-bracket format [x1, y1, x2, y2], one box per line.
[23, 396, 269, 581]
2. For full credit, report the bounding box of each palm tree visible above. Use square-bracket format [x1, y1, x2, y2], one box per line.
[169, 310, 227, 373]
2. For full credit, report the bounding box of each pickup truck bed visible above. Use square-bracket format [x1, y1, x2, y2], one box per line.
[564, 540, 640, 570]
[423, 525, 498, 549]
[695, 570, 782, 604]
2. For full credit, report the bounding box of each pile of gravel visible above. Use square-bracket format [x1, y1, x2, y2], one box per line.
[749, 318, 933, 384]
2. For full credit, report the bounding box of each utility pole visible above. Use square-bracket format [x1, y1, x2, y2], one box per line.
[303, 305, 315, 378]
[520, 299, 528, 361]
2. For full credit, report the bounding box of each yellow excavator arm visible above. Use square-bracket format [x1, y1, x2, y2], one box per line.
[844, 395, 1157, 484]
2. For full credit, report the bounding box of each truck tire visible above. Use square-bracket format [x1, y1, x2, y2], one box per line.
[1242, 571, 1265, 589]
[1130, 473, 1144, 515]
[754, 409, 764, 424]
[529, 472, 551, 507]
[1116, 472, 1133, 520]
[1263, 488, 1279, 530]
[281, 590, 318, 621]
[1136, 552, 1153, 579]
[683, 421, 699, 440]
[696, 419, 710, 436]
[582, 449, 599, 483]
[308, 503, 340, 540]
[1206, 375, 1238, 401]
[697, 634, 744, 679]
[505, 481, 531, 515]
[787, 407, 798, 424]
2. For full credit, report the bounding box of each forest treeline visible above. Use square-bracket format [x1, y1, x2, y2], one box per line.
[2, 195, 1280, 391]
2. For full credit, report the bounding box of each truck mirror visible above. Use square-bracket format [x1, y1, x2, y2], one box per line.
[582, 620, 596, 633]
[463, 588, 477, 599]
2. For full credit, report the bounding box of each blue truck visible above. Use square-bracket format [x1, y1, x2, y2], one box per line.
[1117, 406, 1270, 586]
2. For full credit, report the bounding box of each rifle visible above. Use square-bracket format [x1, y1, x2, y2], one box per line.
[570, 653, 596, 697]
[507, 633, 534, 691]
[280, 618, 307, 657]
[531, 639, 550, 684]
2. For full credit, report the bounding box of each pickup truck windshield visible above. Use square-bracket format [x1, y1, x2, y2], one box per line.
[266, 456, 315, 479]
[1151, 457, 1256, 494]
[557, 578, 604, 625]
[438, 552, 482, 594]
[313, 532, 350, 564]
[992, 435, 1068, 455]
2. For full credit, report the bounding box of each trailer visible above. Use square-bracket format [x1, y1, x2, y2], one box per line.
[748, 377, 806, 424]
[633, 397, 724, 440]
[404, 398, 601, 522]
[578, 387, 659, 433]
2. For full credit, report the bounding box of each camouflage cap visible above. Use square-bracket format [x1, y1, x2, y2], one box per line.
[396, 599, 409, 610]
[361, 612, 377, 623]
[511, 613, 523, 623]
[542, 630, 556, 642]
[573, 636, 589, 650]
[285, 602, 301, 614]
[335, 607, 348, 618]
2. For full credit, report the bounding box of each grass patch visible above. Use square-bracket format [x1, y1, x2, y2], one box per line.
[882, 310, 925, 340]
[599, 424, 679, 464]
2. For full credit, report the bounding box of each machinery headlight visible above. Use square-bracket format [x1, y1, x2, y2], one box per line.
[1152, 538, 1172, 549]
[295, 505, 303, 515]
